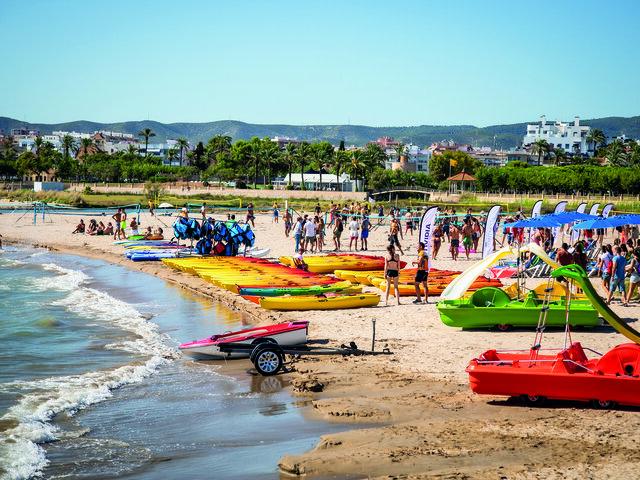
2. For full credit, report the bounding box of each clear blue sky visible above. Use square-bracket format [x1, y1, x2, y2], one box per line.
[1, 0, 639, 127]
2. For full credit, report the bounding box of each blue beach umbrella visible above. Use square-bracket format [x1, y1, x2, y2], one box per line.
[509, 215, 563, 228]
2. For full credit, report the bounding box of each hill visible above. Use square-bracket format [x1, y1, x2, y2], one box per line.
[1, 115, 638, 148]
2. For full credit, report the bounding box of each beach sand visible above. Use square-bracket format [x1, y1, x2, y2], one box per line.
[3, 206, 640, 478]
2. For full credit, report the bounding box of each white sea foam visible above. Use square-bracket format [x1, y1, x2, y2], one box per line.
[23, 263, 89, 293]
[0, 356, 168, 480]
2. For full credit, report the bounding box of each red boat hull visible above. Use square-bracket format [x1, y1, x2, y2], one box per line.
[466, 342, 640, 407]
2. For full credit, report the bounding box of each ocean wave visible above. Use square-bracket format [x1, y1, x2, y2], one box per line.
[0, 356, 168, 480]
[23, 264, 89, 293]
[49, 288, 177, 357]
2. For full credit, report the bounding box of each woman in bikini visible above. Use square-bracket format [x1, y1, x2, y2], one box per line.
[432, 224, 443, 260]
[384, 245, 401, 305]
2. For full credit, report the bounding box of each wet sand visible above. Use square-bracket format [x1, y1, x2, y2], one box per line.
[2, 206, 640, 478]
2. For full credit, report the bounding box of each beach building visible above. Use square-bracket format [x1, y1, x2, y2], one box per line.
[523, 115, 590, 156]
[280, 171, 356, 191]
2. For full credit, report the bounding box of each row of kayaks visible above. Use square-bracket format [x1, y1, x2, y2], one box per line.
[162, 255, 383, 310]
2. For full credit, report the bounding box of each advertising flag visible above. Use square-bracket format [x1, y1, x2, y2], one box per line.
[418, 206, 439, 269]
[482, 205, 501, 259]
[589, 203, 600, 216]
[602, 203, 614, 218]
[529, 199, 543, 242]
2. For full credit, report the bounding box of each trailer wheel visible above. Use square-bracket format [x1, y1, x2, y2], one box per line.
[253, 345, 283, 376]
[591, 399, 617, 410]
[494, 324, 513, 332]
[520, 394, 546, 407]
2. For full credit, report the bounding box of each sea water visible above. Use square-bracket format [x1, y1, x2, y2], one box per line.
[0, 247, 348, 480]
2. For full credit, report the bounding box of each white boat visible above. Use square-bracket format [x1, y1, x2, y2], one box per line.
[179, 321, 309, 360]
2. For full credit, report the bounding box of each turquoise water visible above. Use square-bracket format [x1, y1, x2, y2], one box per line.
[0, 247, 347, 480]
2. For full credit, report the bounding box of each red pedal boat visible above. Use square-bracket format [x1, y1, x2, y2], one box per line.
[467, 342, 640, 408]
[466, 265, 640, 409]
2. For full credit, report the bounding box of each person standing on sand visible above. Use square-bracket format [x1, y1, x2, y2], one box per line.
[607, 246, 628, 306]
[333, 215, 343, 251]
[461, 218, 474, 259]
[349, 216, 360, 251]
[148, 200, 154, 216]
[303, 216, 317, 252]
[201, 202, 207, 220]
[384, 245, 401, 305]
[412, 242, 429, 304]
[112, 209, 123, 240]
[316, 216, 325, 252]
[283, 209, 292, 237]
[246, 203, 255, 227]
[388, 216, 404, 255]
[293, 217, 303, 252]
[449, 223, 460, 261]
[360, 215, 371, 251]
[273, 203, 279, 223]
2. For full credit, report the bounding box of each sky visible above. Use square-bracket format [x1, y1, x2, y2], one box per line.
[1, 0, 639, 128]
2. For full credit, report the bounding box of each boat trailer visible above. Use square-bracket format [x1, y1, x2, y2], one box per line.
[217, 319, 392, 376]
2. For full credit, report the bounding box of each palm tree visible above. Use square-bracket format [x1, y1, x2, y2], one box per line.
[261, 139, 280, 186]
[296, 142, 312, 189]
[605, 140, 628, 167]
[248, 138, 262, 188]
[393, 143, 407, 162]
[585, 129, 606, 157]
[364, 143, 388, 188]
[531, 139, 551, 166]
[311, 142, 333, 191]
[61, 134, 77, 159]
[33, 136, 44, 156]
[127, 144, 137, 155]
[176, 138, 189, 167]
[284, 142, 297, 187]
[79, 138, 94, 161]
[138, 128, 156, 157]
[206, 134, 232, 162]
[350, 150, 365, 192]
[167, 148, 178, 167]
[333, 150, 350, 191]
[552, 147, 566, 166]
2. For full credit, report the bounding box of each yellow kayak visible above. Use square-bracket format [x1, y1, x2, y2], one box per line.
[259, 293, 380, 310]
[334, 269, 383, 284]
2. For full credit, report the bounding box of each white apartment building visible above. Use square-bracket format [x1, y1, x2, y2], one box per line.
[523, 115, 590, 154]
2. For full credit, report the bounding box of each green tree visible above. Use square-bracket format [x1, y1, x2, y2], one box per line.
[363, 143, 388, 189]
[531, 139, 551, 166]
[350, 150, 365, 192]
[261, 138, 281, 186]
[296, 142, 312, 189]
[61, 134, 77, 160]
[205, 134, 232, 164]
[552, 147, 566, 166]
[248, 137, 262, 188]
[283, 142, 297, 187]
[311, 141, 334, 191]
[393, 143, 406, 161]
[332, 150, 350, 191]
[428, 151, 483, 183]
[176, 138, 189, 167]
[585, 128, 606, 157]
[166, 148, 178, 167]
[79, 138, 94, 161]
[138, 128, 156, 157]
[605, 140, 628, 167]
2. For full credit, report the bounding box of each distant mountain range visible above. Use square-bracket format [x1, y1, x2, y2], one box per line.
[1, 115, 639, 149]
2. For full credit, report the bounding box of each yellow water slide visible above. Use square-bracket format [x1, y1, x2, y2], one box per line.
[441, 244, 560, 300]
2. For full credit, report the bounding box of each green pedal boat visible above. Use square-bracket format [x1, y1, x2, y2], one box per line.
[436, 286, 601, 330]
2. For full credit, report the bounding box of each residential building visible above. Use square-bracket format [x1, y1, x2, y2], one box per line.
[523, 115, 590, 155]
[386, 143, 431, 173]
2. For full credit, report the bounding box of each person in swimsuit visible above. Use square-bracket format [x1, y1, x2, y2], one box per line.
[273, 203, 279, 223]
[432, 224, 443, 260]
[404, 209, 414, 235]
[450, 223, 460, 261]
[388, 216, 404, 255]
[412, 242, 429, 304]
[283, 209, 292, 237]
[462, 218, 474, 259]
[384, 245, 401, 305]
[73, 219, 85, 234]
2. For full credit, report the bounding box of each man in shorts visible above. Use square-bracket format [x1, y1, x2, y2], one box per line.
[333, 215, 343, 251]
[607, 246, 628, 306]
[246, 203, 255, 227]
[303, 216, 317, 252]
[388, 216, 404, 255]
[360, 216, 371, 251]
[449, 223, 460, 261]
[412, 242, 429, 304]
[461, 218, 474, 259]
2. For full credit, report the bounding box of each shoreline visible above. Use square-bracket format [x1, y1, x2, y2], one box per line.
[3, 210, 640, 478]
